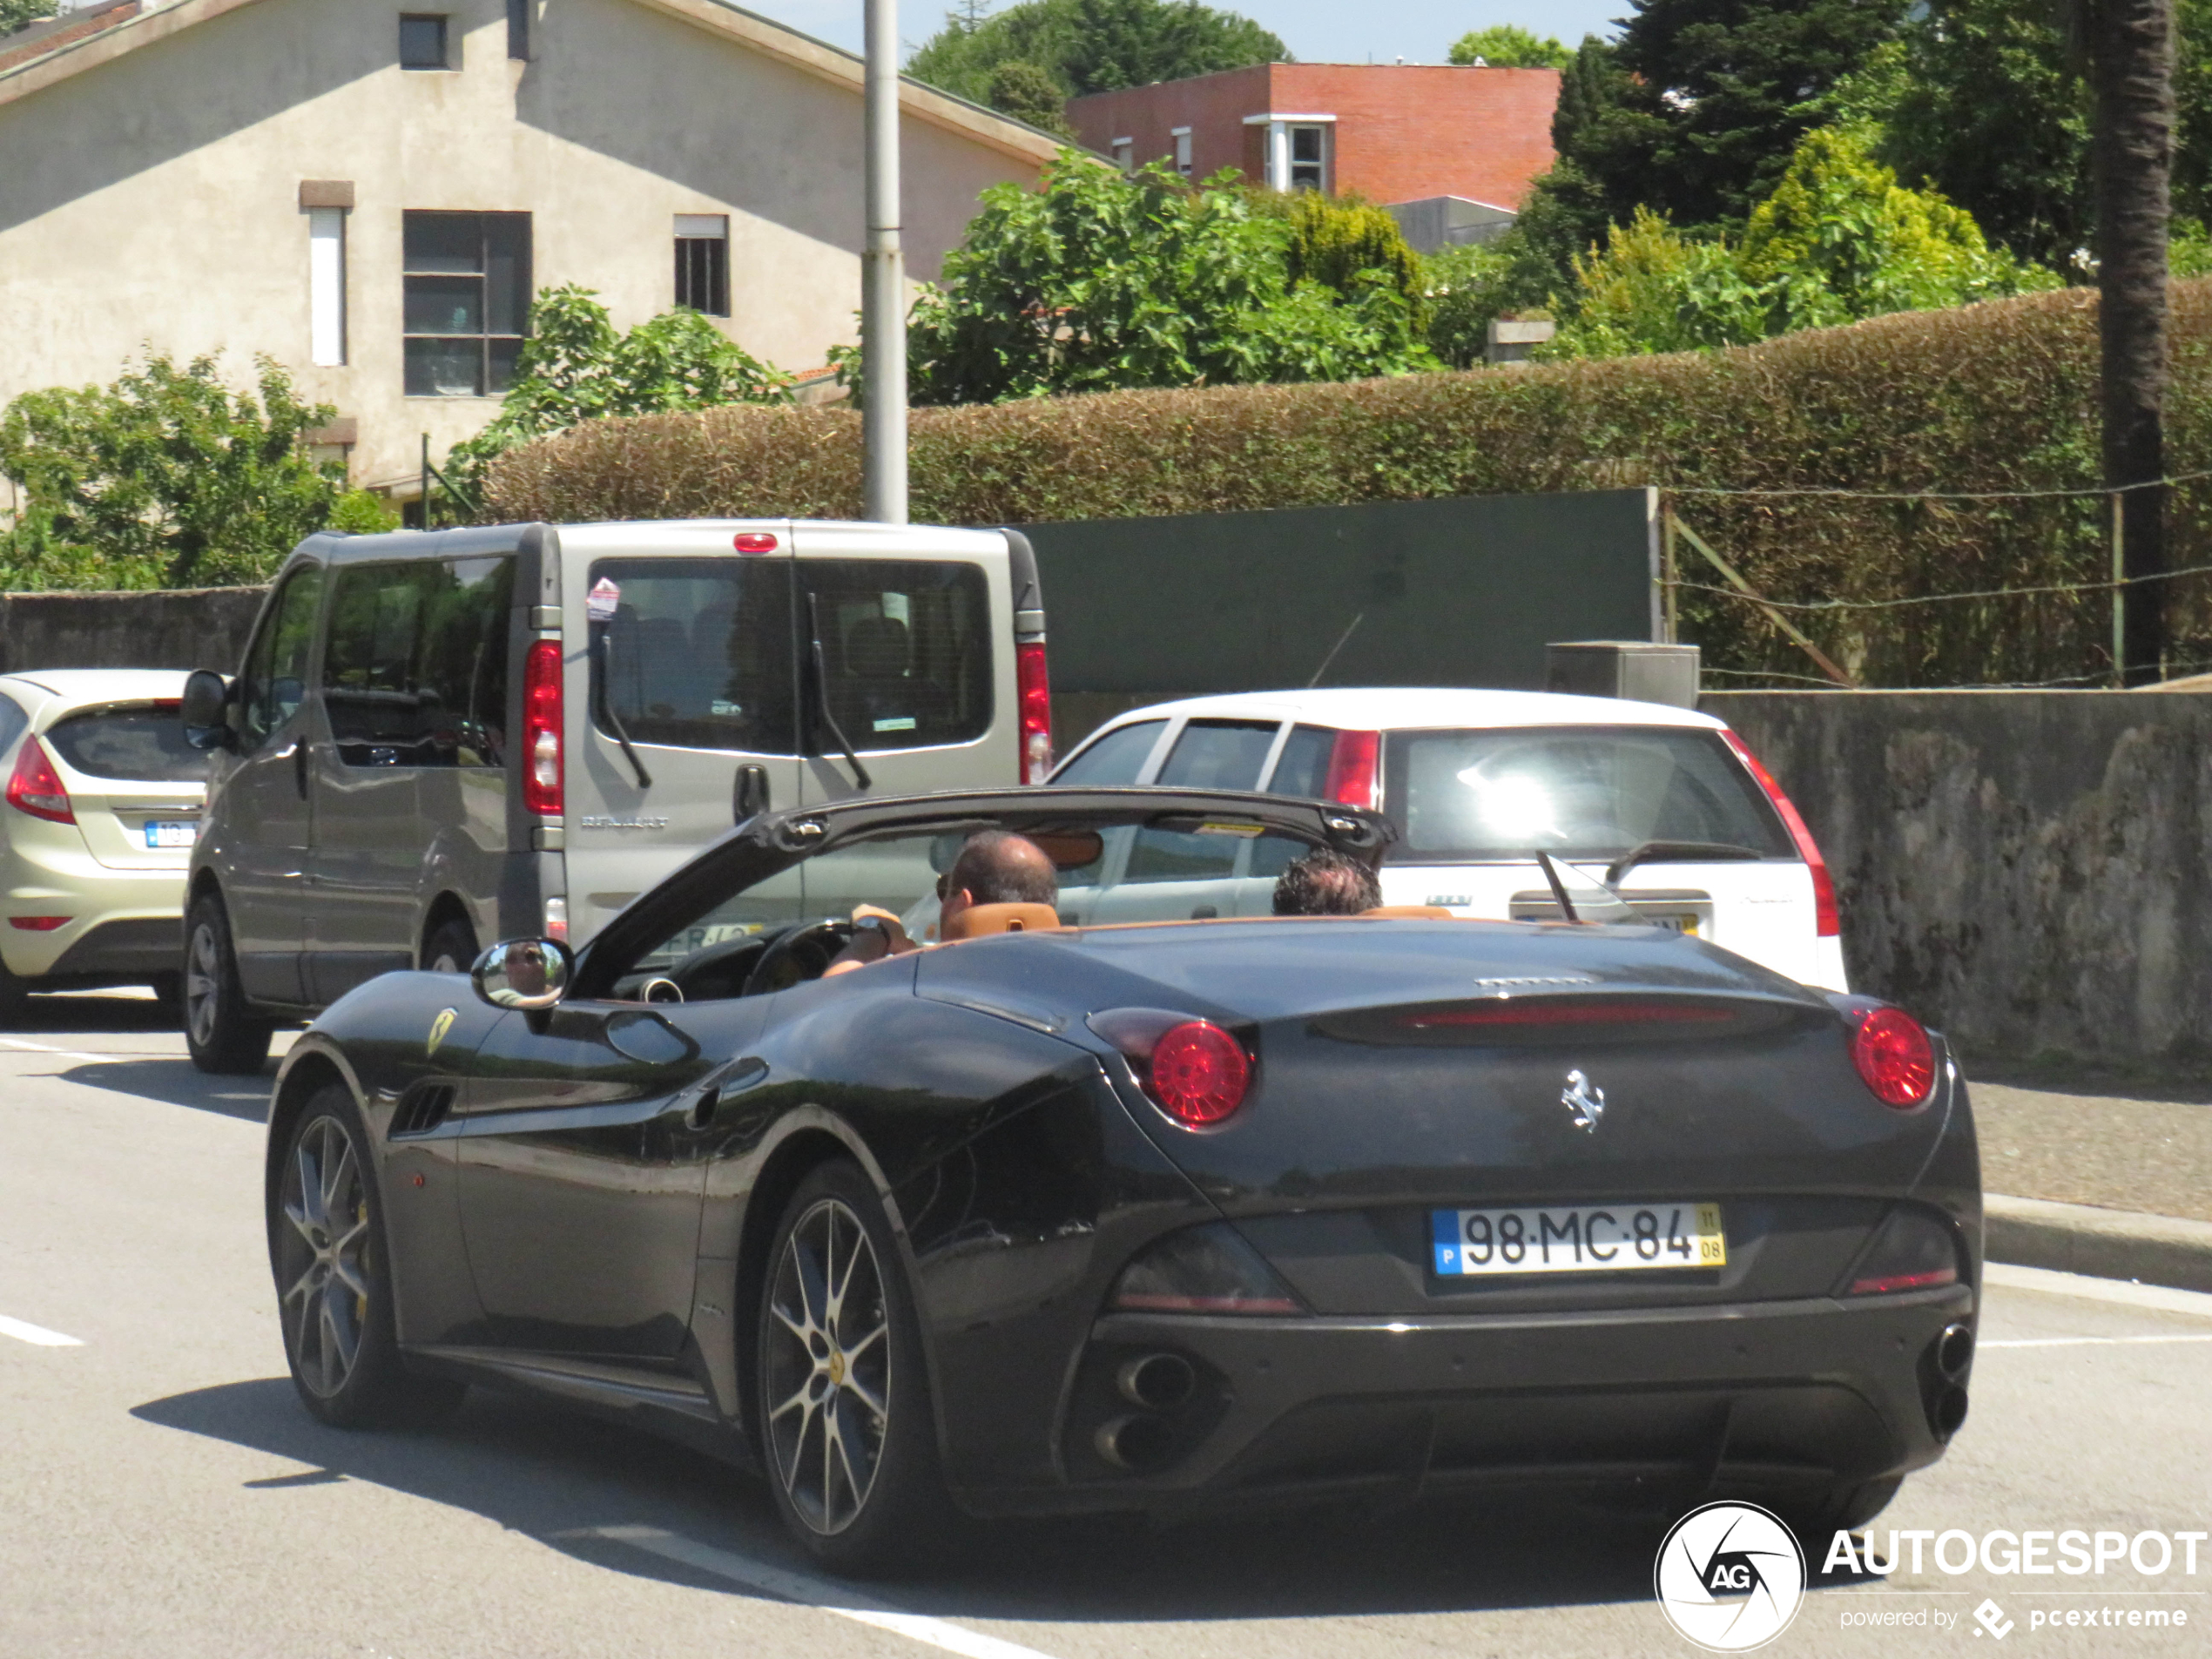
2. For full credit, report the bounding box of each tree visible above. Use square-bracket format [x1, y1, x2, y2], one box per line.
[1256, 188, 1425, 314]
[0, 0, 55, 34]
[986, 58, 1076, 135]
[1547, 125, 2057, 358]
[447, 286, 792, 496]
[907, 0, 1285, 105]
[886, 155, 1430, 404]
[1575, 0, 1912, 233]
[0, 353, 349, 590]
[1447, 24, 1572, 69]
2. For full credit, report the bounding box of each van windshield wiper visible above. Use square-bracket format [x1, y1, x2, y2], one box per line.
[805, 591, 873, 792]
[1603, 840, 1764, 887]
[590, 625, 653, 789]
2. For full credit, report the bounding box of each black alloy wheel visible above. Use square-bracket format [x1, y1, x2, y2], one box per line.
[757, 1160, 949, 1573]
[422, 916, 481, 976]
[271, 1084, 463, 1428]
[183, 892, 272, 1075]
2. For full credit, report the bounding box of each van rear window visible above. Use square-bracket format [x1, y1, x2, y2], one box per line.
[1382, 726, 1793, 864]
[590, 559, 796, 753]
[45, 704, 208, 783]
[804, 560, 992, 752]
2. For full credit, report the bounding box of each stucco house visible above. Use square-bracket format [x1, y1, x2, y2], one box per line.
[0, 0, 1059, 496]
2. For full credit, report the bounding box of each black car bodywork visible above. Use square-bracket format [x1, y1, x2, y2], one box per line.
[267, 786, 1979, 1539]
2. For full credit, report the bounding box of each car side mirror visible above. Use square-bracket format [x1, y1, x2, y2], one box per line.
[471, 937, 572, 1010]
[181, 668, 234, 751]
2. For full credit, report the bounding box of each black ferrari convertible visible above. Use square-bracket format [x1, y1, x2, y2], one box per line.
[264, 786, 1979, 1571]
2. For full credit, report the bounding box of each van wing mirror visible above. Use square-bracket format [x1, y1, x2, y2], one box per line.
[181, 669, 234, 750]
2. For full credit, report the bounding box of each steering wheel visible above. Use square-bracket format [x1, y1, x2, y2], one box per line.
[740, 918, 855, 997]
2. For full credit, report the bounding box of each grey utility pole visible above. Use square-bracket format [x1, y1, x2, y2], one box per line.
[862, 0, 908, 523]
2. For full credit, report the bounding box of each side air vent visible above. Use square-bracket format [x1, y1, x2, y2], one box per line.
[389, 1082, 457, 1137]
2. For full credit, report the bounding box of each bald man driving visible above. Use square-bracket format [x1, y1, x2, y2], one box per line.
[826, 830, 1059, 975]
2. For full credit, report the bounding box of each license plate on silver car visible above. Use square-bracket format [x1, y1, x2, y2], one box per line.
[145, 821, 197, 848]
[1432, 1203, 1726, 1275]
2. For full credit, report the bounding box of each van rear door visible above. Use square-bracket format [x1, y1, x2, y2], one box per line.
[560, 526, 806, 946]
[788, 525, 1018, 806]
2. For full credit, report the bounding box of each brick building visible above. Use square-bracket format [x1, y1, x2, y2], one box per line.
[1066, 62, 1559, 248]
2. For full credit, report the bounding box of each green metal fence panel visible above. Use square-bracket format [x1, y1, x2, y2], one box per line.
[1021, 489, 1658, 694]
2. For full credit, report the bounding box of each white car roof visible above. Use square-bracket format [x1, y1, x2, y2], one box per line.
[0, 669, 192, 716]
[1084, 687, 1727, 735]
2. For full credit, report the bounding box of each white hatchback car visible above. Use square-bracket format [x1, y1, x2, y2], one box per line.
[1, 670, 208, 1020]
[1049, 687, 1847, 990]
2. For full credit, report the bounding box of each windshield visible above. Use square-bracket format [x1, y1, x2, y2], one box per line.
[1383, 726, 1792, 864]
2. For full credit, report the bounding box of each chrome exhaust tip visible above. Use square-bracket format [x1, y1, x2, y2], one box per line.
[1116, 1352, 1197, 1412]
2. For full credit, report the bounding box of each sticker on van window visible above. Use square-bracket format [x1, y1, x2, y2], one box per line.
[586, 577, 622, 622]
[712, 699, 745, 716]
[872, 717, 917, 732]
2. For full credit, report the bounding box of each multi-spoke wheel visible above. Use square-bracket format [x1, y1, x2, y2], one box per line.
[269, 1084, 464, 1428]
[278, 1113, 374, 1400]
[184, 893, 271, 1075]
[756, 1160, 950, 1573]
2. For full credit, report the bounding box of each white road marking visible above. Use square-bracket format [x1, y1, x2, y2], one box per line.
[1985, 1261, 2212, 1321]
[1981, 1334, 2212, 1349]
[0, 1035, 139, 1065]
[0, 1313, 84, 1347]
[567, 1525, 1061, 1659]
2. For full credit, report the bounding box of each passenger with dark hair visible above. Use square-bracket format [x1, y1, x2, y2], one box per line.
[1272, 847, 1382, 916]
[827, 830, 1058, 974]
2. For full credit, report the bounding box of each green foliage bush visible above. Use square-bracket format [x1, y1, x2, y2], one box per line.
[487, 280, 2212, 688]
[881, 156, 1432, 404]
[1, 353, 342, 590]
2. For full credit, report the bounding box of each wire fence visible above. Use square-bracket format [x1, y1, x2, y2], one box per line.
[1662, 475, 2212, 690]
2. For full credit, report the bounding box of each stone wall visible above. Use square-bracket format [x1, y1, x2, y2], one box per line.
[1704, 690, 2212, 1067]
[0, 586, 268, 676]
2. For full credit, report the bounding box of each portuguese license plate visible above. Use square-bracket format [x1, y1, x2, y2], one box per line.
[1432, 1203, 1726, 1276]
[145, 820, 198, 848]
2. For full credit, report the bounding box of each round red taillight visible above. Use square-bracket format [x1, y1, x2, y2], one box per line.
[1146, 1021, 1251, 1126]
[1851, 1007, 1936, 1108]
[733, 531, 779, 555]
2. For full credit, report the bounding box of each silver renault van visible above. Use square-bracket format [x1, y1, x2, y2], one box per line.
[177, 519, 1050, 1072]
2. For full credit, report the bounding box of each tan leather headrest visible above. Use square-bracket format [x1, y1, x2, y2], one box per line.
[941, 901, 1065, 941]
[1359, 905, 1458, 919]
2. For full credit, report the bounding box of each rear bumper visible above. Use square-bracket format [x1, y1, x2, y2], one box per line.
[957, 1285, 1974, 1518]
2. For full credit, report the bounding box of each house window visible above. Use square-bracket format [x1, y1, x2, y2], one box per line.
[1172, 127, 1192, 178]
[1112, 138, 1133, 173]
[402, 212, 531, 397]
[399, 14, 449, 69]
[674, 215, 729, 316]
[1289, 124, 1326, 192]
[308, 208, 347, 367]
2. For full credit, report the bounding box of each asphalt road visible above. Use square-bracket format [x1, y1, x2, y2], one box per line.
[3, 992, 2209, 1659]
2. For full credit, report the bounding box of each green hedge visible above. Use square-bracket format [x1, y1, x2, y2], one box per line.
[487, 280, 2212, 686]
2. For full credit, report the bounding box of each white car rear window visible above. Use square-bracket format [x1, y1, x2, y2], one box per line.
[45, 704, 209, 785]
[1383, 726, 1791, 863]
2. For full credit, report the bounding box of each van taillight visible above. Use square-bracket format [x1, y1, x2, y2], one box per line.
[6, 738, 74, 825]
[1324, 730, 1380, 812]
[1721, 730, 1838, 937]
[522, 639, 563, 817]
[1017, 640, 1052, 785]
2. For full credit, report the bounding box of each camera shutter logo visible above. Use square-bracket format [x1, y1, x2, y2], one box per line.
[1654, 1501, 1806, 1652]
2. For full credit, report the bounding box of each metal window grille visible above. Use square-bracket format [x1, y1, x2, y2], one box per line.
[402, 211, 532, 397]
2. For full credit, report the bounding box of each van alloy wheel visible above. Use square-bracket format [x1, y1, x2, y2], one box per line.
[184, 921, 223, 1049]
[763, 1196, 892, 1535]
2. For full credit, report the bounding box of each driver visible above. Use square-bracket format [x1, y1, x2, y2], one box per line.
[826, 830, 1058, 975]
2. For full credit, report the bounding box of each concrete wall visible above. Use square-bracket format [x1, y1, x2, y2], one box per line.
[0, 585, 268, 675]
[0, 0, 1052, 492]
[1705, 690, 2212, 1068]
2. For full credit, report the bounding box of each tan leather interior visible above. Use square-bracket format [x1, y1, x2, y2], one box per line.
[1359, 905, 1459, 919]
[941, 901, 1066, 941]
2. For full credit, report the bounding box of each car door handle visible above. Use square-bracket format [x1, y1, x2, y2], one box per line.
[687, 1055, 770, 1129]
